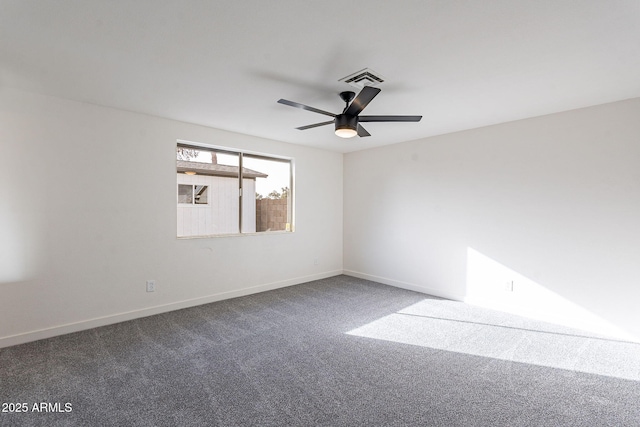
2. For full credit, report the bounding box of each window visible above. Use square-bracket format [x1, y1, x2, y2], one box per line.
[178, 184, 209, 205]
[176, 142, 293, 237]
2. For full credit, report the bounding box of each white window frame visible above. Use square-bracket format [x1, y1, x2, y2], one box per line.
[176, 140, 295, 238]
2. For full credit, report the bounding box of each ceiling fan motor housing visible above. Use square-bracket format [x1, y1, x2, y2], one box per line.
[335, 113, 357, 133]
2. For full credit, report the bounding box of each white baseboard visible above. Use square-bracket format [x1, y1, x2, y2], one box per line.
[0, 270, 343, 349]
[342, 269, 466, 301]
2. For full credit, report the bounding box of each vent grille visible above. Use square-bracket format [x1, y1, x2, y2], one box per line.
[339, 68, 385, 88]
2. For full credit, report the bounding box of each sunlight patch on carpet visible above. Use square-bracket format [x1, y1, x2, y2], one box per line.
[347, 298, 640, 382]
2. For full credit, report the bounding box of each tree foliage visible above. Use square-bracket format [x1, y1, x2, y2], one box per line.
[176, 147, 199, 161]
[256, 187, 289, 200]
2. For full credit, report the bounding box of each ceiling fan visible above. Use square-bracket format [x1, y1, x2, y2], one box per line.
[277, 86, 422, 138]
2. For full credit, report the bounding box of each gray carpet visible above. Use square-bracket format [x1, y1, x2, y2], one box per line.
[1, 275, 639, 426]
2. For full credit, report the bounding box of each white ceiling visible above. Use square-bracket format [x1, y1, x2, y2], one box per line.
[2, 1, 640, 153]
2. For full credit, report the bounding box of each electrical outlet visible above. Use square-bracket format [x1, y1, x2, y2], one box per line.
[146, 280, 156, 292]
[504, 281, 514, 292]
[314, 258, 319, 265]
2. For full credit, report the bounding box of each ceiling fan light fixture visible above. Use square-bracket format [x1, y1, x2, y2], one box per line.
[335, 128, 357, 138]
[335, 114, 358, 138]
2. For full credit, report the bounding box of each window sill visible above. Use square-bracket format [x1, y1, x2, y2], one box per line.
[177, 230, 294, 239]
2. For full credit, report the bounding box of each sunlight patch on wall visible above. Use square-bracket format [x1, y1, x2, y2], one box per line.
[464, 247, 634, 342]
[346, 298, 640, 381]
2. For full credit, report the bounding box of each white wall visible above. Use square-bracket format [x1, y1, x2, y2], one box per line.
[344, 98, 640, 340]
[4, 86, 639, 346]
[0, 87, 343, 347]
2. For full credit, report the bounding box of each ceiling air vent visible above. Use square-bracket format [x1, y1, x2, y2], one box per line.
[339, 68, 385, 89]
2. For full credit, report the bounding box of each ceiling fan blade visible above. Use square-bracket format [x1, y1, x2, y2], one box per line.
[344, 86, 381, 116]
[357, 124, 371, 137]
[278, 99, 336, 117]
[359, 115, 422, 122]
[296, 120, 335, 130]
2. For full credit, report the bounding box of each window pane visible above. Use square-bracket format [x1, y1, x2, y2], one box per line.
[177, 146, 240, 236]
[243, 155, 292, 233]
[178, 184, 193, 204]
[194, 185, 208, 204]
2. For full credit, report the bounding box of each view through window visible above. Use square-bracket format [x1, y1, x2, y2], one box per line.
[176, 143, 293, 237]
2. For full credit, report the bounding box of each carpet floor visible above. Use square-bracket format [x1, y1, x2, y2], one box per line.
[1, 275, 639, 426]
